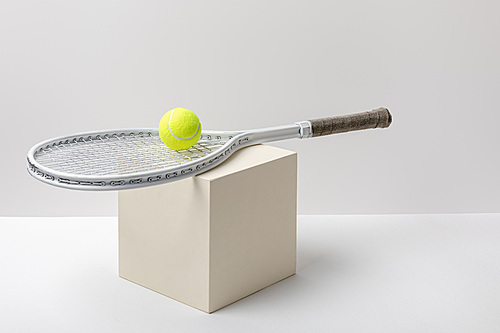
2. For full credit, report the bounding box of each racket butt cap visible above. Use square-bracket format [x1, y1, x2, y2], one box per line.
[376, 107, 392, 128]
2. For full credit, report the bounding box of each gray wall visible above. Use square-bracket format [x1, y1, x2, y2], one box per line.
[1, 0, 499, 216]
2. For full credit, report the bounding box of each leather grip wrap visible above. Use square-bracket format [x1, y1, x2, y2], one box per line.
[309, 107, 392, 137]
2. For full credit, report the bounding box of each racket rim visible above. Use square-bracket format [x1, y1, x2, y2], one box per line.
[27, 127, 245, 184]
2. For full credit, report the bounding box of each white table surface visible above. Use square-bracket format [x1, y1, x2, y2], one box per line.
[1, 214, 499, 333]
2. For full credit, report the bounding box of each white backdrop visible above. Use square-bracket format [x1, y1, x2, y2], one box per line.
[1, 0, 499, 216]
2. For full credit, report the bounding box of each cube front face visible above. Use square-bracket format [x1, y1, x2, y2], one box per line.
[119, 178, 211, 311]
[119, 145, 297, 313]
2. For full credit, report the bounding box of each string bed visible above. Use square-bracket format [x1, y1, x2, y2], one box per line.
[34, 132, 227, 176]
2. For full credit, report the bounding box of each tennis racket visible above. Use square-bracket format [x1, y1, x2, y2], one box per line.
[27, 107, 392, 191]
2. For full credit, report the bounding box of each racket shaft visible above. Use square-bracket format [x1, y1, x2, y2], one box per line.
[246, 124, 302, 144]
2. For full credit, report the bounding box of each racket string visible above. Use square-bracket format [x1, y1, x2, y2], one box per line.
[34, 133, 227, 176]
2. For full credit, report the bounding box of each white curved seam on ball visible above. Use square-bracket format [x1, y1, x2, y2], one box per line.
[168, 109, 201, 141]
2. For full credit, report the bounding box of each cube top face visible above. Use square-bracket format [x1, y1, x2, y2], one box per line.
[119, 144, 297, 313]
[198, 144, 297, 181]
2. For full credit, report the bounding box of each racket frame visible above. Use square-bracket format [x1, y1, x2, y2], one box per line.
[27, 123, 310, 191]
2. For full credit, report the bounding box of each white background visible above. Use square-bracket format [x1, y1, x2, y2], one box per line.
[1, 0, 499, 216]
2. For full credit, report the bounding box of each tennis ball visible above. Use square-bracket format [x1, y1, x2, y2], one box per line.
[158, 107, 202, 151]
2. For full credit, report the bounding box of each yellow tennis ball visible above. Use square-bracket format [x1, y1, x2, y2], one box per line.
[158, 107, 202, 151]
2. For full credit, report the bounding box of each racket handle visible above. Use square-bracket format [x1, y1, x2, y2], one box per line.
[309, 107, 392, 137]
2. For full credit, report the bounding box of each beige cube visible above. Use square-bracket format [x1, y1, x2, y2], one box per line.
[118, 144, 297, 313]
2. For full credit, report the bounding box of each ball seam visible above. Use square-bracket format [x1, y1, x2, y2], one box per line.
[168, 109, 201, 141]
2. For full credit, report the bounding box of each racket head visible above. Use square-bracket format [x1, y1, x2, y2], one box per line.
[27, 128, 248, 190]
